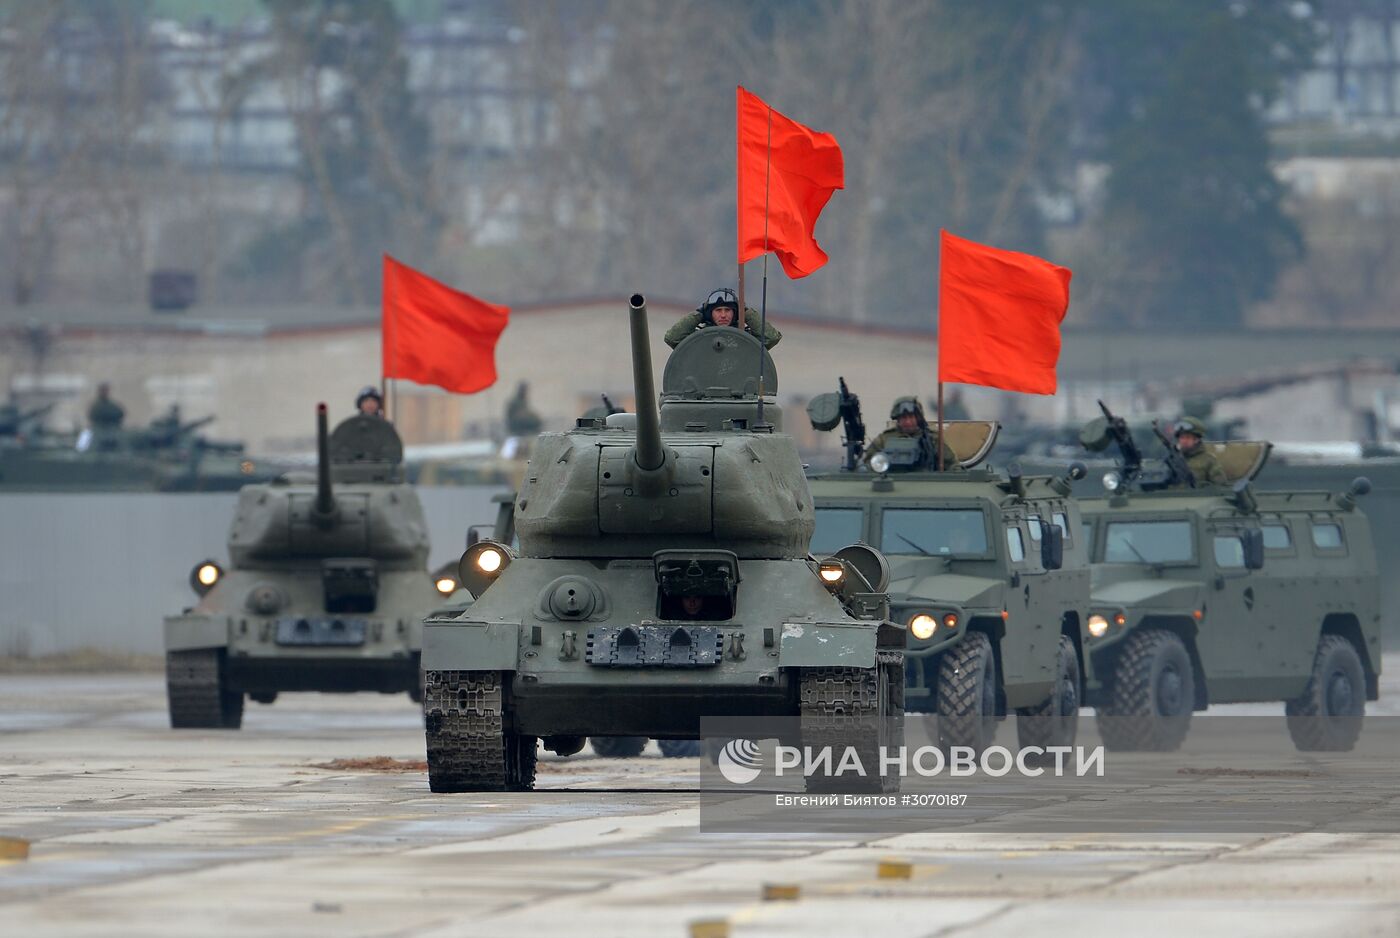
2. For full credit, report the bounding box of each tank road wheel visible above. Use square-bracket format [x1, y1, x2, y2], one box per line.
[1094, 629, 1194, 752]
[1286, 635, 1366, 752]
[799, 652, 903, 794]
[589, 737, 648, 759]
[166, 649, 243, 729]
[424, 670, 537, 793]
[657, 739, 703, 758]
[930, 631, 998, 754]
[1016, 635, 1080, 755]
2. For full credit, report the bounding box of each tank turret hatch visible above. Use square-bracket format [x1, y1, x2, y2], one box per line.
[660, 327, 781, 431]
[329, 414, 404, 483]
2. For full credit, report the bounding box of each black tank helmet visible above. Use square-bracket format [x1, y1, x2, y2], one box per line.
[699, 287, 740, 326]
[355, 385, 384, 414]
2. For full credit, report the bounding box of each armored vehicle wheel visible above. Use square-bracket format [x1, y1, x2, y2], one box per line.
[1016, 634, 1080, 754]
[249, 691, 277, 705]
[799, 652, 903, 794]
[657, 739, 703, 758]
[589, 736, 648, 759]
[930, 632, 999, 754]
[424, 670, 537, 792]
[166, 649, 243, 729]
[1094, 629, 1193, 752]
[1286, 634, 1366, 752]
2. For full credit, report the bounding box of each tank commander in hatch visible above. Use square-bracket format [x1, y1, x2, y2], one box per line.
[1173, 416, 1227, 487]
[664, 287, 781, 349]
[355, 385, 384, 418]
[88, 382, 125, 431]
[863, 397, 958, 473]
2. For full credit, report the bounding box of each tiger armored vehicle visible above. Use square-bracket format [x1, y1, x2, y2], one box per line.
[1079, 406, 1380, 752]
[806, 382, 1089, 755]
[163, 406, 443, 728]
[421, 296, 905, 792]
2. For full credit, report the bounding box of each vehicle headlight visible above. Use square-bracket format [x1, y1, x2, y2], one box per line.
[818, 561, 845, 584]
[909, 614, 937, 640]
[190, 560, 223, 596]
[869, 452, 891, 474]
[458, 541, 515, 599]
[1102, 471, 1122, 492]
[942, 612, 958, 629]
[1087, 613, 1110, 637]
[476, 547, 504, 573]
[435, 576, 457, 595]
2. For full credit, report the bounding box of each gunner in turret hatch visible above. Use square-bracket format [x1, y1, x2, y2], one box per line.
[664, 287, 782, 349]
[355, 386, 384, 418]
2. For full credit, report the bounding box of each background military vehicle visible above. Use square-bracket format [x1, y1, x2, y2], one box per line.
[421, 296, 904, 792]
[163, 405, 442, 728]
[807, 382, 1089, 755]
[0, 404, 280, 491]
[1080, 414, 1380, 752]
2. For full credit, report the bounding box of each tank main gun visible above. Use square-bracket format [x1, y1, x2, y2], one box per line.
[628, 294, 666, 473]
[312, 403, 337, 527]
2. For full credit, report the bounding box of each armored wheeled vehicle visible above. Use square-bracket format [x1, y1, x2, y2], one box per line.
[421, 296, 905, 792]
[1079, 409, 1381, 752]
[163, 406, 444, 728]
[806, 382, 1089, 755]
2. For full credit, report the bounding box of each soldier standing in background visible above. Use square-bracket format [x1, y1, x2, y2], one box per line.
[1174, 416, 1227, 486]
[864, 397, 958, 472]
[505, 382, 543, 436]
[88, 383, 125, 431]
[664, 288, 782, 349]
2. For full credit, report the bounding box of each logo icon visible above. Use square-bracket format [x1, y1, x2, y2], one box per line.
[716, 738, 763, 785]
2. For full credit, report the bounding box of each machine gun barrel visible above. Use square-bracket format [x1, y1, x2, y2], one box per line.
[313, 403, 337, 523]
[837, 376, 866, 472]
[628, 294, 665, 472]
[177, 415, 216, 437]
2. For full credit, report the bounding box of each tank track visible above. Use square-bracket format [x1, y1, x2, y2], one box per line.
[1094, 628, 1193, 752]
[166, 649, 243, 729]
[798, 652, 902, 793]
[424, 670, 536, 792]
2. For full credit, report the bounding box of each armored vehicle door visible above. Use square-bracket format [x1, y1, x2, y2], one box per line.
[1250, 514, 1316, 694]
[998, 507, 1051, 694]
[1196, 517, 1266, 700]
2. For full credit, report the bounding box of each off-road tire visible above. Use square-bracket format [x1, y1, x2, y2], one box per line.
[1094, 629, 1194, 752]
[657, 739, 703, 758]
[1016, 634, 1080, 755]
[589, 736, 648, 759]
[424, 670, 537, 792]
[167, 649, 243, 729]
[1286, 634, 1366, 752]
[799, 651, 903, 793]
[930, 632, 998, 753]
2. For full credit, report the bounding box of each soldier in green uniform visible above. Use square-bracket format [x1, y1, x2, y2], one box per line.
[355, 386, 384, 418]
[863, 397, 958, 472]
[1174, 416, 1227, 486]
[664, 288, 781, 349]
[87, 383, 125, 431]
[504, 382, 543, 435]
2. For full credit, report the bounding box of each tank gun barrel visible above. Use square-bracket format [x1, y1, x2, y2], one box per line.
[628, 294, 665, 472]
[178, 415, 216, 437]
[313, 403, 337, 526]
[21, 402, 55, 423]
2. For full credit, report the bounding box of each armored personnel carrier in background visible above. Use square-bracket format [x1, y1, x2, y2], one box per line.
[807, 381, 1090, 756]
[1079, 405, 1380, 752]
[421, 296, 905, 792]
[163, 405, 443, 728]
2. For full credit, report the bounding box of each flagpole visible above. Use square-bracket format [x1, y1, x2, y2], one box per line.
[756, 103, 773, 427]
[936, 382, 945, 471]
[735, 87, 746, 332]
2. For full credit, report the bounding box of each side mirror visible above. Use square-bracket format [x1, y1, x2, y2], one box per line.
[1040, 524, 1064, 571]
[1242, 528, 1265, 570]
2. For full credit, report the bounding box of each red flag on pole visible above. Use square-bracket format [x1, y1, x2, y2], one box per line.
[937, 230, 1071, 396]
[736, 86, 844, 280]
[382, 255, 510, 395]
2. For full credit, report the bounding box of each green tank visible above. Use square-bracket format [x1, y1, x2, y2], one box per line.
[1080, 415, 1381, 752]
[0, 405, 281, 492]
[162, 405, 443, 728]
[421, 296, 905, 792]
[806, 394, 1090, 756]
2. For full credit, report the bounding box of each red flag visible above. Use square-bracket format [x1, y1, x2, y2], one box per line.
[382, 255, 510, 395]
[736, 86, 844, 279]
[937, 230, 1071, 395]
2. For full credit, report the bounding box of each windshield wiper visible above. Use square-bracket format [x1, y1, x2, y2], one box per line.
[1123, 538, 1165, 575]
[895, 533, 933, 556]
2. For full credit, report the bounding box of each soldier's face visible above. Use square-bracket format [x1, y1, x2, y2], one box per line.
[897, 413, 919, 433]
[360, 398, 381, 416]
[682, 596, 704, 616]
[1177, 431, 1199, 449]
[710, 306, 736, 327]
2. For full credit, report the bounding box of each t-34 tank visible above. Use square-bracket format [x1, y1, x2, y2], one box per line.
[163, 406, 443, 728]
[422, 295, 906, 792]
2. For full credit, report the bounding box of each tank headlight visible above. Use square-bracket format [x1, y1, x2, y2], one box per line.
[1103, 471, 1122, 492]
[476, 548, 504, 573]
[435, 577, 457, 595]
[458, 541, 514, 599]
[190, 560, 223, 596]
[1087, 614, 1110, 638]
[869, 452, 891, 474]
[909, 614, 937, 640]
[818, 562, 845, 584]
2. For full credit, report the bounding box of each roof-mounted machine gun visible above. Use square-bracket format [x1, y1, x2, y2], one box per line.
[806, 376, 866, 471]
[1080, 400, 1190, 491]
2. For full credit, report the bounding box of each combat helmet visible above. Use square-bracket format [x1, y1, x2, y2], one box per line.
[890, 396, 927, 426]
[699, 287, 739, 325]
[1173, 416, 1208, 440]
